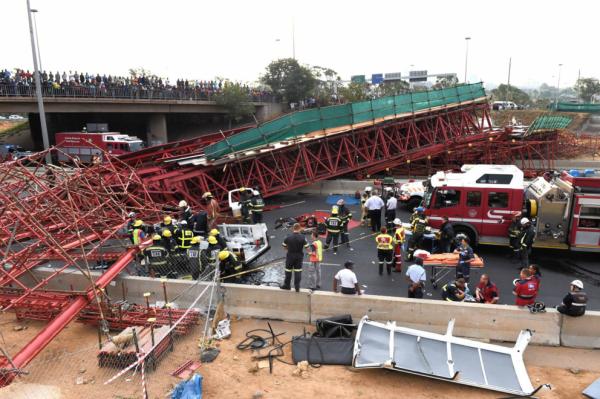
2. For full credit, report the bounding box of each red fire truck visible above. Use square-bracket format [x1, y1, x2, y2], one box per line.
[55, 131, 144, 163]
[422, 164, 600, 252]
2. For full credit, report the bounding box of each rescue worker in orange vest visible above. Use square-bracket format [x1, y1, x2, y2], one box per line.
[307, 231, 323, 290]
[392, 218, 405, 272]
[375, 227, 394, 276]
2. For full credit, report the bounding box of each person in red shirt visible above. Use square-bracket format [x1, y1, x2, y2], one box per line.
[512, 268, 538, 306]
[475, 274, 499, 304]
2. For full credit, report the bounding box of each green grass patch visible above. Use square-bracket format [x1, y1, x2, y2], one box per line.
[0, 120, 29, 136]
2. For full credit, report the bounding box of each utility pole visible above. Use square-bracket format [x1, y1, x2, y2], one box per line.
[30, 9, 42, 71]
[555, 63, 563, 109]
[507, 57, 512, 101]
[26, 0, 51, 164]
[292, 19, 296, 60]
[464, 37, 471, 83]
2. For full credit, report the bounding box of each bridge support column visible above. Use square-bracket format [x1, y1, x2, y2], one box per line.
[147, 113, 168, 145]
[255, 103, 283, 123]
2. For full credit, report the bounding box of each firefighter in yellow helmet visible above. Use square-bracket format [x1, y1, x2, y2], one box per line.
[324, 205, 342, 255]
[187, 236, 203, 279]
[218, 250, 242, 280]
[161, 228, 175, 252]
[209, 228, 227, 249]
[131, 220, 146, 245]
[161, 215, 175, 235]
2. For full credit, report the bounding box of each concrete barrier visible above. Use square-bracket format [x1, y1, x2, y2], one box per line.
[310, 291, 561, 346]
[223, 285, 311, 323]
[560, 310, 600, 348]
[25, 268, 599, 347]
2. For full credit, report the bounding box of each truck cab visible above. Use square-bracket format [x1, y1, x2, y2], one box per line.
[423, 165, 524, 245]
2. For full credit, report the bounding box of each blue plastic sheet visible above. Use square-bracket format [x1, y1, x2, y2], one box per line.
[171, 373, 203, 399]
[326, 194, 360, 206]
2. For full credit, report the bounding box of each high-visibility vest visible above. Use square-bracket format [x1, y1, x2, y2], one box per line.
[309, 240, 323, 262]
[394, 227, 405, 244]
[376, 234, 394, 250]
[412, 217, 428, 234]
[132, 228, 144, 245]
[176, 228, 194, 249]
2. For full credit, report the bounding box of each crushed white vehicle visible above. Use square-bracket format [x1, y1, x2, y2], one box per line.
[353, 316, 548, 397]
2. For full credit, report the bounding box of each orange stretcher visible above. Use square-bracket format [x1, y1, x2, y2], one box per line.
[423, 253, 484, 288]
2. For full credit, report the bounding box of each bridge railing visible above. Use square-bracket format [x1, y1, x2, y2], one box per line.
[0, 83, 274, 103]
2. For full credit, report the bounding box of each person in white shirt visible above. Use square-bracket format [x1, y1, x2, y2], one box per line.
[385, 194, 398, 229]
[333, 261, 362, 295]
[364, 191, 384, 232]
[405, 257, 426, 298]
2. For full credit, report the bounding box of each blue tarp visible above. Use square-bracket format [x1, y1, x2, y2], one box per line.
[171, 373, 203, 399]
[326, 194, 361, 206]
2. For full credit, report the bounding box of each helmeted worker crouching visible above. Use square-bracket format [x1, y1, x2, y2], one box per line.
[218, 250, 243, 281]
[375, 227, 394, 276]
[557, 279, 588, 317]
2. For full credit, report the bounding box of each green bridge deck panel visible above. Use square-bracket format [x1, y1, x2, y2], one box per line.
[204, 83, 487, 160]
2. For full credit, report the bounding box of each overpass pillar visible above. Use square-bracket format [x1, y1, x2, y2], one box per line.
[255, 103, 284, 122]
[147, 113, 168, 145]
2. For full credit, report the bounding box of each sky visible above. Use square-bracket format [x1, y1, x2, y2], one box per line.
[3, 0, 598, 89]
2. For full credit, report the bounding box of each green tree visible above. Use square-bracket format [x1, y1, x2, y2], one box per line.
[260, 58, 317, 104]
[374, 80, 410, 97]
[128, 67, 154, 78]
[214, 82, 254, 129]
[338, 82, 370, 102]
[574, 78, 600, 102]
[490, 84, 531, 105]
[432, 75, 459, 89]
[311, 66, 341, 106]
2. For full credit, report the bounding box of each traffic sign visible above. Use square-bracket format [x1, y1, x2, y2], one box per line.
[371, 73, 384, 84]
[351, 75, 366, 84]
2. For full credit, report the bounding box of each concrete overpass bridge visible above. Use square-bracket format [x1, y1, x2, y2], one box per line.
[0, 89, 282, 147]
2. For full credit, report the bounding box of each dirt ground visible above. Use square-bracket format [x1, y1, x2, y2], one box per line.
[0, 315, 598, 399]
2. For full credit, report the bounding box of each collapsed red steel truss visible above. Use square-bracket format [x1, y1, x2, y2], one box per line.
[0, 98, 576, 385]
[0, 149, 165, 384]
[125, 102, 570, 210]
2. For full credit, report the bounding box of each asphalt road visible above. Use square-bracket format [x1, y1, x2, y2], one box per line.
[254, 192, 600, 310]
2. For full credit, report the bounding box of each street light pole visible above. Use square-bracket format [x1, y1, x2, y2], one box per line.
[464, 37, 471, 83]
[26, 0, 51, 164]
[31, 9, 42, 71]
[555, 63, 563, 109]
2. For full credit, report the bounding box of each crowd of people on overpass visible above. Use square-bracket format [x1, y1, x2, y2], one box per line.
[0, 68, 273, 102]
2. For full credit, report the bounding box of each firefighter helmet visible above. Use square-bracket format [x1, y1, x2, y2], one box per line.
[337, 198, 344, 205]
[178, 200, 188, 208]
[162, 229, 172, 238]
[331, 206, 339, 215]
[209, 229, 219, 236]
[191, 236, 202, 245]
[218, 250, 230, 261]
[152, 234, 162, 242]
[133, 219, 143, 227]
[393, 218, 402, 225]
[520, 217, 530, 225]
[163, 216, 172, 225]
[208, 236, 218, 245]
